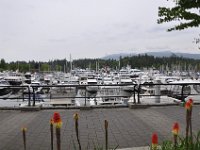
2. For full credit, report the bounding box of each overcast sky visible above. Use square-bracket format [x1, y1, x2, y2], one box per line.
[0, 0, 199, 62]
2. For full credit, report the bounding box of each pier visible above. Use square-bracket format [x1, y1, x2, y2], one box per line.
[0, 105, 200, 150]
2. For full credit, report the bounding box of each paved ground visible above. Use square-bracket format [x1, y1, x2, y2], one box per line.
[0, 105, 200, 150]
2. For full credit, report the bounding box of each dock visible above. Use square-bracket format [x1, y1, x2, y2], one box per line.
[0, 105, 200, 150]
[49, 98, 75, 106]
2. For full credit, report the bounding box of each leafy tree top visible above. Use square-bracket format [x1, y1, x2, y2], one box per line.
[158, 0, 200, 31]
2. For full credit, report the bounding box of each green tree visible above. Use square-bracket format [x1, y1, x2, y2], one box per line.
[158, 0, 200, 48]
[0, 58, 6, 70]
[158, 0, 200, 31]
[41, 63, 50, 72]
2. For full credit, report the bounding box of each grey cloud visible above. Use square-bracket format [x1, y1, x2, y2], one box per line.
[0, 0, 199, 62]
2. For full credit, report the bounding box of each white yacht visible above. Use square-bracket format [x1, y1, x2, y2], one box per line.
[120, 78, 136, 92]
[4, 72, 24, 85]
[86, 78, 99, 93]
[91, 86, 126, 106]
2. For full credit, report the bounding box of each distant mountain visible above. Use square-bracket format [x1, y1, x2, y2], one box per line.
[144, 51, 200, 59]
[103, 53, 136, 60]
[142, 51, 174, 57]
[102, 51, 200, 60]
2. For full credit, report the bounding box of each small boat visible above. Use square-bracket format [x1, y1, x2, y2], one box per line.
[4, 72, 23, 85]
[0, 80, 12, 99]
[168, 79, 200, 101]
[91, 97, 126, 106]
[86, 78, 99, 93]
[120, 78, 136, 92]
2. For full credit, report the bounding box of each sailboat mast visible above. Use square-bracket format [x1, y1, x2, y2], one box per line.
[70, 54, 72, 73]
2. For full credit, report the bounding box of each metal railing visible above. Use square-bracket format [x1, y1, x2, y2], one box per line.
[0, 82, 200, 107]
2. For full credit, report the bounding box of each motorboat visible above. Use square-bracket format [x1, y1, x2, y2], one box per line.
[168, 79, 200, 101]
[4, 72, 23, 85]
[24, 72, 32, 84]
[90, 86, 126, 106]
[86, 78, 99, 93]
[0, 80, 12, 99]
[91, 97, 125, 106]
[102, 76, 114, 85]
[120, 78, 136, 92]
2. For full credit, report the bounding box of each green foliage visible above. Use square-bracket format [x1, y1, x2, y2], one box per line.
[158, 0, 200, 31]
[0, 59, 6, 70]
[153, 131, 200, 150]
[40, 63, 50, 72]
[1, 54, 200, 72]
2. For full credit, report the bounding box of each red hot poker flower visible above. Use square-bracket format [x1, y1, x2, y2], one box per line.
[172, 122, 180, 135]
[185, 100, 192, 110]
[53, 112, 62, 128]
[188, 98, 193, 106]
[151, 133, 158, 149]
[53, 112, 62, 123]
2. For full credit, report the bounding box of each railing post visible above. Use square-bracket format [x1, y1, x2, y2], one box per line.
[137, 84, 141, 104]
[181, 85, 185, 102]
[32, 87, 35, 106]
[133, 85, 137, 104]
[84, 86, 87, 106]
[28, 86, 31, 106]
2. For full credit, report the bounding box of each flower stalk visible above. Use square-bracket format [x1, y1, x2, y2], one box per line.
[188, 99, 193, 143]
[53, 112, 62, 150]
[185, 99, 193, 150]
[21, 127, 27, 150]
[74, 113, 81, 150]
[50, 118, 54, 150]
[105, 120, 108, 150]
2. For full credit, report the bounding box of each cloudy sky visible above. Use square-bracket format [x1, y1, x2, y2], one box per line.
[0, 0, 199, 62]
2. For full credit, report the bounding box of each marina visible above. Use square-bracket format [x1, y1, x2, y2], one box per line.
[1, 67, 200, 108]
[1, 0, 200, 149]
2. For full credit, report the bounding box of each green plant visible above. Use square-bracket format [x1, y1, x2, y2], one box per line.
[74, 113, 81, 150]
[50, 118, 54, 150]
[150, 99, 200, 150]
[160, 132, 200, 150]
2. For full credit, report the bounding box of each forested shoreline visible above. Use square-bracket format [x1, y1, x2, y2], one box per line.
[0, 54, 200, 72]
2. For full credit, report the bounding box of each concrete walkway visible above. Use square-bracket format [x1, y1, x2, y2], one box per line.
[0, 105, 200, 150]
[118, 146, 149, 150]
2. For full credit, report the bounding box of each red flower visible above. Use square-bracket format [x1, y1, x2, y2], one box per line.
[53, 112, 62, 128]
[185, 100, 192, 110]
[151, 133, 158, 149]
[172, 122, 179, 135]
[188, 98, 193, 106]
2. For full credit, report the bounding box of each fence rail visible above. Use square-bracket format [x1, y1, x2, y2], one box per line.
[0, 82, 200, 107]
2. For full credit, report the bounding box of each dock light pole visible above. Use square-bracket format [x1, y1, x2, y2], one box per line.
[155, 80, 161, 103]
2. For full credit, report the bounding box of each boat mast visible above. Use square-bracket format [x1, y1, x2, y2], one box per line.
[70, 54, 72, 73]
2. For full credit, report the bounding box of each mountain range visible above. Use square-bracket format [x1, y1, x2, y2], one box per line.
[102, 51, 200, 60]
